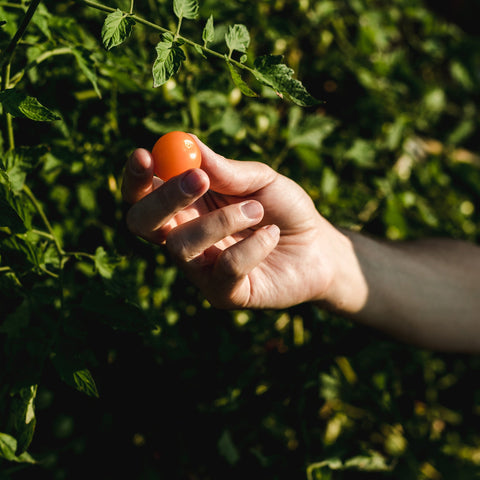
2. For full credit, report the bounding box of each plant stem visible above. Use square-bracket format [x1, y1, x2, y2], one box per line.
[75, 0, 255, 74]
[23, 184, 64, 256]
[129, 0, 134, 15]
[1, 62, 15, 150]
[0, 2, 25, 9]
[0, 0, 42, 71]
[174, 15, 183, 41]
[9, 47, 72, 87]
[65, 251, 95, 260]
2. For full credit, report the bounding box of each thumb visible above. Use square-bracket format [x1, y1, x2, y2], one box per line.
[191, 135, 277, 196]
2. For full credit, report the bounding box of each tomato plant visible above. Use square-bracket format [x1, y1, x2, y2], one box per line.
[1, 0, 480, 479]
[152, 131, 202, 181]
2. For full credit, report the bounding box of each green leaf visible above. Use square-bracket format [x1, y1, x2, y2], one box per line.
[0, 90, 60, 122]
[0, 184, 28, 233]
[31, 3, 52, 40]
[202, 15, 214, 46]
[0, 147, 45, 192]
[0, 433, 36, 464]
[52, 354, 100, 398]
[0, 235, 40, 271]
[253, 55, 320, 107]
[226, 61, 257, 97]
[152, 33, 186, 88]
[173, 0, 199, 20]
[193, 43, 207, 59]
[343, 453, 391, 471]
[101, 9, 136, 50]
[11, 385, 37, 455]
[72, 47, 101, 98]
[94, 246, 121, 279]
[306, 452, 392, 480]
[225, 24, 250, 55]
[72, 369, 99, 398]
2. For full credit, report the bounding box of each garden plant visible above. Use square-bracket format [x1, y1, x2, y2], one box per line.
[1, 0, 480, 478]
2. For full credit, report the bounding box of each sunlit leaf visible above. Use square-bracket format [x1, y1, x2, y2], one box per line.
[173, 0, 199, 20]
[101, 9, 136, 50]
[253, 55, 320, 107]
[225, 24, 250, 55]
[152, 33, 186, 87]
[73, 369, 99, 398]
[94, 246, 121, 279]
[202, 15, 214, 46]
[0, 90, 59, 121]
[0, 433, 36, 464]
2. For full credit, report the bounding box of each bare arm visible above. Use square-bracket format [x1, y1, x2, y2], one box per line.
[122, 138, 480, 354]
[326, 230, 480, 353]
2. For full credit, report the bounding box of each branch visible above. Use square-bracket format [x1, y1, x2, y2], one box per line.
[0, 0, 42, 71]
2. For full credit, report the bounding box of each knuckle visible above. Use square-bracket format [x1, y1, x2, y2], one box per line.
[215, 208, 235, 232]
[217, 248, 243, 279]
[165, 230, 189, 262]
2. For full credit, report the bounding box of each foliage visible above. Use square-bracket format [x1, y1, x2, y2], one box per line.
[1, 0, 480, 479]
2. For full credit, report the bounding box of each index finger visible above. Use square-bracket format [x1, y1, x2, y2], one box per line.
[121, 148, 161, 204]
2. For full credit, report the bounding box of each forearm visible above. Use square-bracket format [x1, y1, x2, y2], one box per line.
[323, 230, 480, 353]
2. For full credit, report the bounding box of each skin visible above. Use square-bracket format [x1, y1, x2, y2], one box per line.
[122, 136, 480, 353]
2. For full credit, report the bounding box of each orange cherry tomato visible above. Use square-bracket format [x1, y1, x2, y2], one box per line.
[151, 131, 202, 181]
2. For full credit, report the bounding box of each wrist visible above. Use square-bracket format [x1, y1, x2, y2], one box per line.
[312, 226, 369, 316]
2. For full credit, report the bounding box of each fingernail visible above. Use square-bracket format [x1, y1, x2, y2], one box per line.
[181, 170, 203, 195]
[241, 201, 263, 219]
[131, 153, 149, 174]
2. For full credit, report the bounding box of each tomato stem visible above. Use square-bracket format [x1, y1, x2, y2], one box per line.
[74, 0, 256, 75]
[0, 0, 42, 71]
[1, 63, 15, 151]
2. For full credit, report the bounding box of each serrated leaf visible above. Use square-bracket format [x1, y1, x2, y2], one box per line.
[94, 246, 121, 279]
[202, 15, 214, 46]
[225, 24, 250, 55]
[226, 61, 257, 97]
[0, 90, 59, 121]
[72, 47, 101, 98]
[253, 55, 320, 107]
[152, 34, 186, 88]
[101, 9, 135, 50]
[0, 433, 36, 464]
[173, 0, 199, 19]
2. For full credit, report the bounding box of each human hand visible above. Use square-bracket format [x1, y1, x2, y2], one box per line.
[122, 137, 358, 310]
